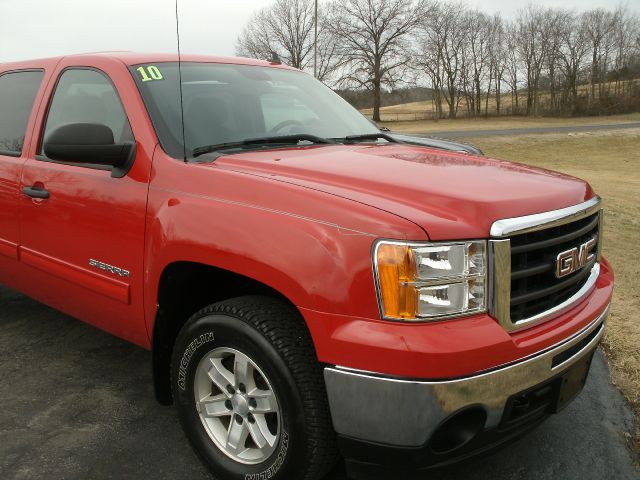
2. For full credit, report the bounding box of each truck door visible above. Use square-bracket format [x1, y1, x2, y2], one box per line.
[19, 65, 152, 346]
[0, 69, 45, 287]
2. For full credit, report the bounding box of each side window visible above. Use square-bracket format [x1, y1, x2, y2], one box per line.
[41, 69, 134, 156]
[0, 70, 44, 156]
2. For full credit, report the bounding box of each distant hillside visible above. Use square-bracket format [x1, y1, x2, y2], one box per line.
[358, 79, 640, 121]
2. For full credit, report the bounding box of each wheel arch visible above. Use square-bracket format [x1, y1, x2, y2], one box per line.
[151, 261, 303, 405]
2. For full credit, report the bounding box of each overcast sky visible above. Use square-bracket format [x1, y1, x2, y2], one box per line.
[1, 0, 637, 63]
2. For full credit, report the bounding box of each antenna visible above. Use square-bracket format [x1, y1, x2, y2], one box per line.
[313, 0, 318, 78]
[175, 0, 187, 162]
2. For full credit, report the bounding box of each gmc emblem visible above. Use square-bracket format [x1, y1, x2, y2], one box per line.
[555, 238, 597, 278]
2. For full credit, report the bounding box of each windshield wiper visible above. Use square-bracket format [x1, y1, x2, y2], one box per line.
[192, 134, 335, 158]
[337, 133, 403, 144]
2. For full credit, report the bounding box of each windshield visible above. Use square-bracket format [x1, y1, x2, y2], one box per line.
[130, 62, 379, 159]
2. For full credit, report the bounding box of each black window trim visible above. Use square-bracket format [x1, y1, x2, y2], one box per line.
[128, 61, 185, 161]
[35, 66, 137, 176]
[0, 68, 46, 157]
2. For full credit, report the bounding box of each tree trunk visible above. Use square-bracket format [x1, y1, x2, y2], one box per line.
[549, 62, 556, 112]
[485, 68, 493, 117]
[475, 77, 481, 117]
[447, 82, 456, 119]
[591, 49, 598, 103]
[372, 77, 381, 122]
[495, 74, 501, 115]
[372, 90, 381, 121]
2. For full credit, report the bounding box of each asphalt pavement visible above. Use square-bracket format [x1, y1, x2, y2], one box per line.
[415, 121, 640, 138]
[0, 285, 638, 480]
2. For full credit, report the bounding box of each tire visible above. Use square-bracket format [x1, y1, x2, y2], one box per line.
[170, 296, 338, 480]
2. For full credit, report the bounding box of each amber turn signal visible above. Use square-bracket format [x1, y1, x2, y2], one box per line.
[375, 243, 418, 319]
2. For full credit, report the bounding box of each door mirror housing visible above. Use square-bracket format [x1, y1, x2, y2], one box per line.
[43, 123, 135, 177]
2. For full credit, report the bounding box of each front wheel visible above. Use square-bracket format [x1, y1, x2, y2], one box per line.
[170, 296, 338, 480]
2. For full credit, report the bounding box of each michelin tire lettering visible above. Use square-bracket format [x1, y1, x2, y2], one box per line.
[245, 431, 289, 480]
[178, 332, 215, 391]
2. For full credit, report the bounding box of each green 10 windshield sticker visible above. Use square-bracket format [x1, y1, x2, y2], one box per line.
[137, 65, 163, 82]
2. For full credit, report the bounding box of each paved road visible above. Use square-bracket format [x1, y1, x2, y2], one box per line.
[412, 122, 640, 138]
[0, 285, 638, 480]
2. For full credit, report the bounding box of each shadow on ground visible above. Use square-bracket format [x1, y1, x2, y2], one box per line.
[0, 286, 637, 480]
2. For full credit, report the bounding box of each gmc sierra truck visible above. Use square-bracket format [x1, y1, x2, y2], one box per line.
[0, 53, 613, 480]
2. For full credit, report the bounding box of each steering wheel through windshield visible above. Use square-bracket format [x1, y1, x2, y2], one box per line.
[269, 119, 303, 134]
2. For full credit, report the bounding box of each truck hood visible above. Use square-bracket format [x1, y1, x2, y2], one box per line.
[213, 144, 593, 240]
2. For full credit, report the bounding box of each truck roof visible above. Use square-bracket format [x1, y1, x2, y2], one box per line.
[0, 51, 295, 71]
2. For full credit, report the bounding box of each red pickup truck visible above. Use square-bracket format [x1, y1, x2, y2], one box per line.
[0, 53, 613, 480]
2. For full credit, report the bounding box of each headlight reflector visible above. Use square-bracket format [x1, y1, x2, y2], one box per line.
[374, 240, 487, 321]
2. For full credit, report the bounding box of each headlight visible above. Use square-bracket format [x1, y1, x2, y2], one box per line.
[373, 240, 487, 321]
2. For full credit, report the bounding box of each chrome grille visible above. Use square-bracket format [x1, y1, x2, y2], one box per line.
[489, 197, 603, 332]
[509, 213, 599, 322]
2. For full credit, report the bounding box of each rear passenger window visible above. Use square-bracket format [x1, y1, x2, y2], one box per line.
[41, 69, 133, 155]
[0, 70, 44, 156]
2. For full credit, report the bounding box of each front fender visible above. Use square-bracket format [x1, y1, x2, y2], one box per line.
[143, 152, 427, 337]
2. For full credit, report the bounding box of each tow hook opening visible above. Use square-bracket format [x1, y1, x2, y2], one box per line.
[429, 406, 487, 455]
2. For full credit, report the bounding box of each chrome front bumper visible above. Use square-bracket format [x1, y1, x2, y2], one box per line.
[324, 304, 609, 447]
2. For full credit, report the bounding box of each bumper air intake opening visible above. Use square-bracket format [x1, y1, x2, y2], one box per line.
[429, 406, 487, 455]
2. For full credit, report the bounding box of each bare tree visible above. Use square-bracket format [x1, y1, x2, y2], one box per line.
[557, 12, 590, 112]
[416, 1, 468, 118]
[236, 0, 339, 81]
[237, 0, 314, 68]
[514, 6, 554, 115]
[413, 5, 444, 118]
[582, 8, 617, 102]
[237, 0, 640, 118]
[463, 10, 493, 116]
[489, 15, 506, 115]
[610, 6, 639, 97]
[503, 23, 521, 113]
[544, 9, 568, 112]
[330, 0, 423, 121]
[237, 12, 274, 61]
[314, 12, 341, 82]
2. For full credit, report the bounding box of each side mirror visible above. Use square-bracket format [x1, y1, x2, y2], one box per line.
[43, 123, 134, 176]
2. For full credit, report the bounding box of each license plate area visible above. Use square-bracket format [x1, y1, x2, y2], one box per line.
[552, 350, 595, 412]
[501, 350, 595, 429]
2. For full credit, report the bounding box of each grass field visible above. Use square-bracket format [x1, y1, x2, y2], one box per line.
[464, 129, 640, 446]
